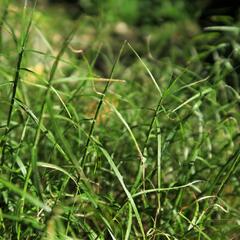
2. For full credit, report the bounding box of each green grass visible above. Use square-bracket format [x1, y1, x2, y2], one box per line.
[0, 1, 240, 239]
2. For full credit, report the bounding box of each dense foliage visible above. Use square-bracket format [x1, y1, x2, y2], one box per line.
[0, 0, 240, 239]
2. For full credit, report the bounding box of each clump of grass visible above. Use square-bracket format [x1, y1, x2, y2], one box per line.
[0, 1, 240, 239]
